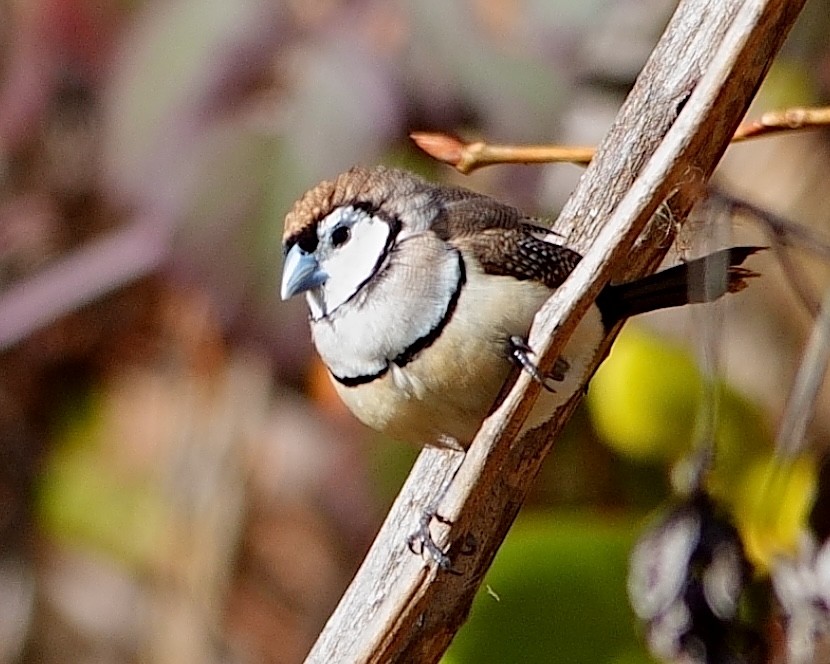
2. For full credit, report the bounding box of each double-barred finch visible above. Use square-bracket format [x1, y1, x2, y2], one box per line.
[281, 165, 761, 450]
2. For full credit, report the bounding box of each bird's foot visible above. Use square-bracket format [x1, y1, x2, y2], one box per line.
[508, 336, 569, 390]
[407, 509, 460, 574]
[407, 509, 475, 575]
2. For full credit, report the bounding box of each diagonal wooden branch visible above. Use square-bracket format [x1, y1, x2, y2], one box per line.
[305, 0, 806, 662]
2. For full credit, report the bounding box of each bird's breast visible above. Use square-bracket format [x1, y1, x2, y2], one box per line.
[312, 247, 606, 448]
[326, 258, 553, 446]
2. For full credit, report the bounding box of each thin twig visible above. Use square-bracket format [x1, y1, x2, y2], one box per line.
[680, 201, 733, 495]
[776, 285, 830, 459]
[412, 106, 830, 174]
[769, 241, 821, 318]
[731, 106, 830, 142]
[409, 132, 594, 173]
[706, 188, 830, 317]
[708, 189, 830, 260]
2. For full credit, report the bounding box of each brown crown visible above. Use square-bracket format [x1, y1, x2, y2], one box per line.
[283, 165, 422, 247]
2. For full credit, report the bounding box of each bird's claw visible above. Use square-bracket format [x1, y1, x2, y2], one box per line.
[407, 509, 462, 575]
[508, 336, 569, 390]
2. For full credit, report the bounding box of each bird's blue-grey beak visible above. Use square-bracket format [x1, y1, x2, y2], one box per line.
[281, 244, 328, 300]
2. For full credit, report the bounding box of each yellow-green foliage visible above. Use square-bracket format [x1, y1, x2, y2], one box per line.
[36, 391, 167, 568]
[587, 325, 818, 572]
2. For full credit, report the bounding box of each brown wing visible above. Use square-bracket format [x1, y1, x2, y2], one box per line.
[430, 191, 583, 290]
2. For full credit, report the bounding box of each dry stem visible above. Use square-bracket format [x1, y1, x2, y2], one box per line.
[412, 106, 830, 174]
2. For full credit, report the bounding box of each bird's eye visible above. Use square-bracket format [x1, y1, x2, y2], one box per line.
[297, 233, 318, 253]
[331, 226, 351, 248]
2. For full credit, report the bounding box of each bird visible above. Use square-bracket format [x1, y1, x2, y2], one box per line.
[280, 165, 760, 450]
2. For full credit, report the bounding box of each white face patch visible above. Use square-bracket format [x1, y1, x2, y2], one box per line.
[307, 205, 392, 318]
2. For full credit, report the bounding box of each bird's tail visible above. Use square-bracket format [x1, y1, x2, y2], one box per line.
[597, 246, 763, 326]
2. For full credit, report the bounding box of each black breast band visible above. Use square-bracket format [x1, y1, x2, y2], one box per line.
[330, 251, 467, 388]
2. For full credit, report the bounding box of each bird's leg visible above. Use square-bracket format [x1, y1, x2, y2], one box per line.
[406, 443, 472, 574]
[508, 336, 569, 390]
[407, 509, 460, 574]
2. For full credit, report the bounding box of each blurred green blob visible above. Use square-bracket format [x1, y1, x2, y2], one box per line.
[446, 513, 655, 664]
[587, 326, 704, 461]
[36, 392, 166, 567]
[707, 384, 773, 504]
[586, 326, 772, 490]
[755, 59, 819, 110]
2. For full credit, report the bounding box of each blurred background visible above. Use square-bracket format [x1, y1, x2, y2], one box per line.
[1, 0, 829, 662]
